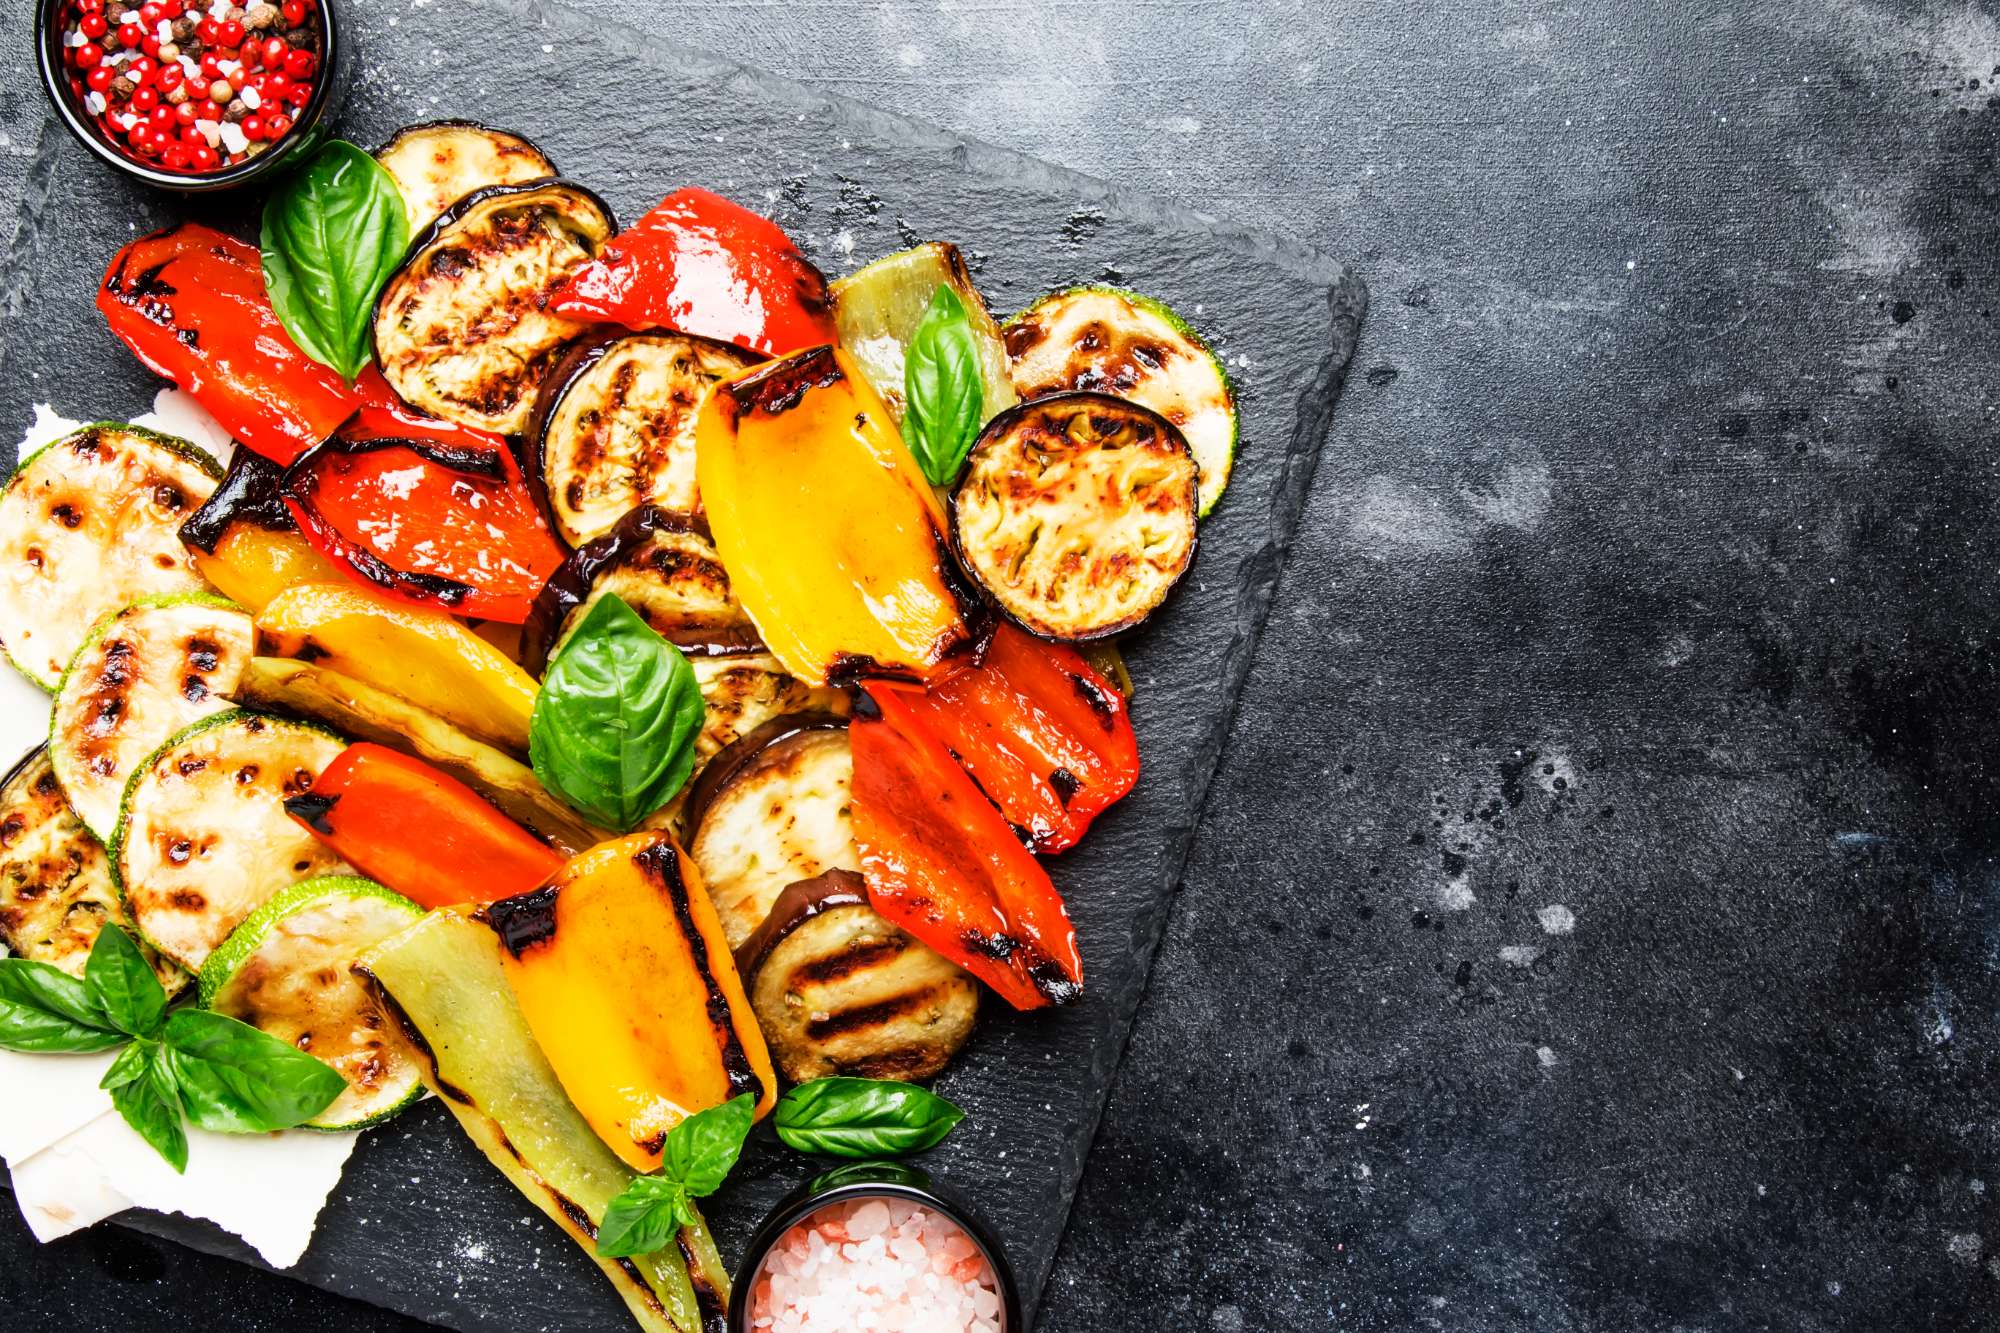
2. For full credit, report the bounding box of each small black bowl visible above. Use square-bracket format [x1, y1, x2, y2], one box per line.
[728, 1161, 1023, 1332]
[34, 0, 354, 193]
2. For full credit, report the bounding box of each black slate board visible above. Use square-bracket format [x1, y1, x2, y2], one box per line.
[0, 0, 1363, 1325]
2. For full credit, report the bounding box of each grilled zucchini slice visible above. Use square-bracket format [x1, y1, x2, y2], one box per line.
[231, 656, 606, 856]
[830, 242, 1016, 425]
[522, 507, 762, 674]
[373, 180, 616, 436]
[951, 392, 1199, 641]
[50, 595, 254, 840]
[373, 121, 558, 236]
[532, 331, 758, 546]
[0, 424, 221, 688]
[0, 748, 182, 992]
[112, 710, 350, 972]
[200, 876, 425, 1130]
[1004, 286, 1237, 515]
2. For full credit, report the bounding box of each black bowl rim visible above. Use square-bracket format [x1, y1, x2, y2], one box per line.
[33, 0, 345, 192]
[726, 1162, 1025, 1332]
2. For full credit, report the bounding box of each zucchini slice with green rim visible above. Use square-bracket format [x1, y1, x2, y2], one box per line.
[50, 594, 255, 841]
[373, 180, 616, 436]
[531, 331, 758, 547]
[112, 710, 350, 972]
[200, 875, 425, 1130]
[950, 392, 1199, 641]
[1003, 286, 1238, 516]
[372, 120, 558, 236]
[0, 424, 222, 688]
[0, 747, 183, 992]
[831, 241, 1017, 425]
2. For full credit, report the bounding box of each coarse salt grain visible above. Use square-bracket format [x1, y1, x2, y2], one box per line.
[751, 1197, 1004, 1333]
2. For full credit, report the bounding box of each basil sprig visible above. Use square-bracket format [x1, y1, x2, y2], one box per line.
[530, 594, 706, 832]
[774, 1077, 965, 1158]
[261, 140, 410, 382]
[597, 1094, 755, 1259]
[903, 285, 986, 487]
[0, 927, 346, 1172]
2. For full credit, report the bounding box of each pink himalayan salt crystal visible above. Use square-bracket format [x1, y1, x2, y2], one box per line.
[750, 1196, 1004, 1333]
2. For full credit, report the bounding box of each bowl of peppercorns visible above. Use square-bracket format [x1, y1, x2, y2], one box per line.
[35, 0, 351, 190]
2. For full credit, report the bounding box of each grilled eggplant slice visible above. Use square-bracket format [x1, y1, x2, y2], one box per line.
[0, 748, 182, 991]
[532, 331, 758, 546]
[522, 506, 762, 674]
[112, 710, 350, 972]
[359, 908, 731, 1333]
[1004, 286, 1238, 515]
[687, 654, 849, 783]
[373, 121, 558, 235]
[373, 180, 615, 436]
[0, 424, 220, 688]
[951, 392, 1199, 641]
[830, 242, 1017, 425]
[199, 875, 424, 1130]
[50, 595, 254, 840]
[232, 656, 605, 856]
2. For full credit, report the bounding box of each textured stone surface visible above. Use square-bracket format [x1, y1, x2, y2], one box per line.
[7, 0, 2000, 1329]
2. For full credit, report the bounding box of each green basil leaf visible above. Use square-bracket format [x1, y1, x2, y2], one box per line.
[99, 1037, 150, 1091]
[595, 1175, 692, 1260]
[659, 1093, 755, 1198]
[109, 1042, 188, 1174]
[85, 925, 166, 1038]
[530, 594, 705, 832]
[160, 1008, 346, 1133]
[261, 140, 410, 382]
[774, 1077, 965, 1158]
[902, 284, 985, 487]
[0, 957, 123, 1053]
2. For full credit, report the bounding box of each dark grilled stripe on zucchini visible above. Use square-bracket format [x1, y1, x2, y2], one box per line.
[0, 424, 221, 688]
[373, 120, 558, 237]
[951, 392, 1199, 641]
[0, 747, 183, 991]
[531, 330, 759, 547]
[373, 179, 616, 436]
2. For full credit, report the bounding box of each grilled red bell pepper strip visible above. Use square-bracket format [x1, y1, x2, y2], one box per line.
[850, 688, 1084, 1010]
[98, 223, 359, 465]
[870, 625, 1138, 853]
[279, 402, 566, 623]
[548, 187, 835, 358]
[284, 744, 565, 909]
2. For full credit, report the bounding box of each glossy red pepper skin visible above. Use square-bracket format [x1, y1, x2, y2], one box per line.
[548, 187, 835, 358]
[97, 224, 358, 465]
[280, 402, 566, 623]
[850, 689, 1084, 1011]
[871, 626, 1138, 853]
[284, 744, 565, 910]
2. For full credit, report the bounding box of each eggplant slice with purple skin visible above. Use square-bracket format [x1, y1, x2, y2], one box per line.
[373, 121, 559, 236]
[685, 715, 976, 1083]
[372, 179, 616, 437]
[530, 329, 759, 547]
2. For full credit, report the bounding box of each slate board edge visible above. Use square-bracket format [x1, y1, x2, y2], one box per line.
[0, 0, 1368, 1323]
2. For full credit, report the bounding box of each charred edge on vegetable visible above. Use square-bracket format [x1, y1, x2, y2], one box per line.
[369, 119, 560, 177]
[279, 444, 479, 608]
[1067, 668, 1119, 730]
[731, 869, 869, 981]
[680, 711, 852, 837]
[102, 229, 183, 332]
[629, 837, 766, 1107]
[960, 930, 1082, 1007]
[480, 885, 562, 958]
[680, 1232, 728, 1333]
[354, 965, 479, 1106]
[332, 433, 511, 480]
[180, 449, 297, 553]
[716, 345, 844, 425]
[1047, 767, 1081, 807]
[282, 791, 338, 836]
[519, 504, 749, 675]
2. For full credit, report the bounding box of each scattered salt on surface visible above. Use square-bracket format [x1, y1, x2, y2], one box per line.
[751, 1196, 1004, 1333]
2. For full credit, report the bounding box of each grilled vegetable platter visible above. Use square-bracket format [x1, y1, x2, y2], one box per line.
[0, 118, 1242, 1330]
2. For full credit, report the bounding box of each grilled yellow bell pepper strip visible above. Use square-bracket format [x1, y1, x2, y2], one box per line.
[694, 345, 983, 686]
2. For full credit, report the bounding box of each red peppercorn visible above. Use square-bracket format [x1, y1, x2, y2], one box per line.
[79, 11, 107, 37]
[162, 144, 189, 170]
[192, 144, 219, 170]
[281, 0, 305, 21]
[117, 21, 143, 48]
[86, 64, 115, 91]
[264, 111, 292, 140]
[127, 124, 153, 153]
[140, 2, 164, 23]
[74, 41, 103, 68]
[150, 104, 175, 129]
[174, 99, 198, 124]
[283, 49, 314, 79]
[199, 52, 221, 79]
[218, 18, 244, 45]
[245, 115, 268, 141]
[256, 35, 284, 68]
[227, 66, 247, 91]
[126, 56, 155, 84]
[157, 63, 182, 89]
[131, 85, 159, 111]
